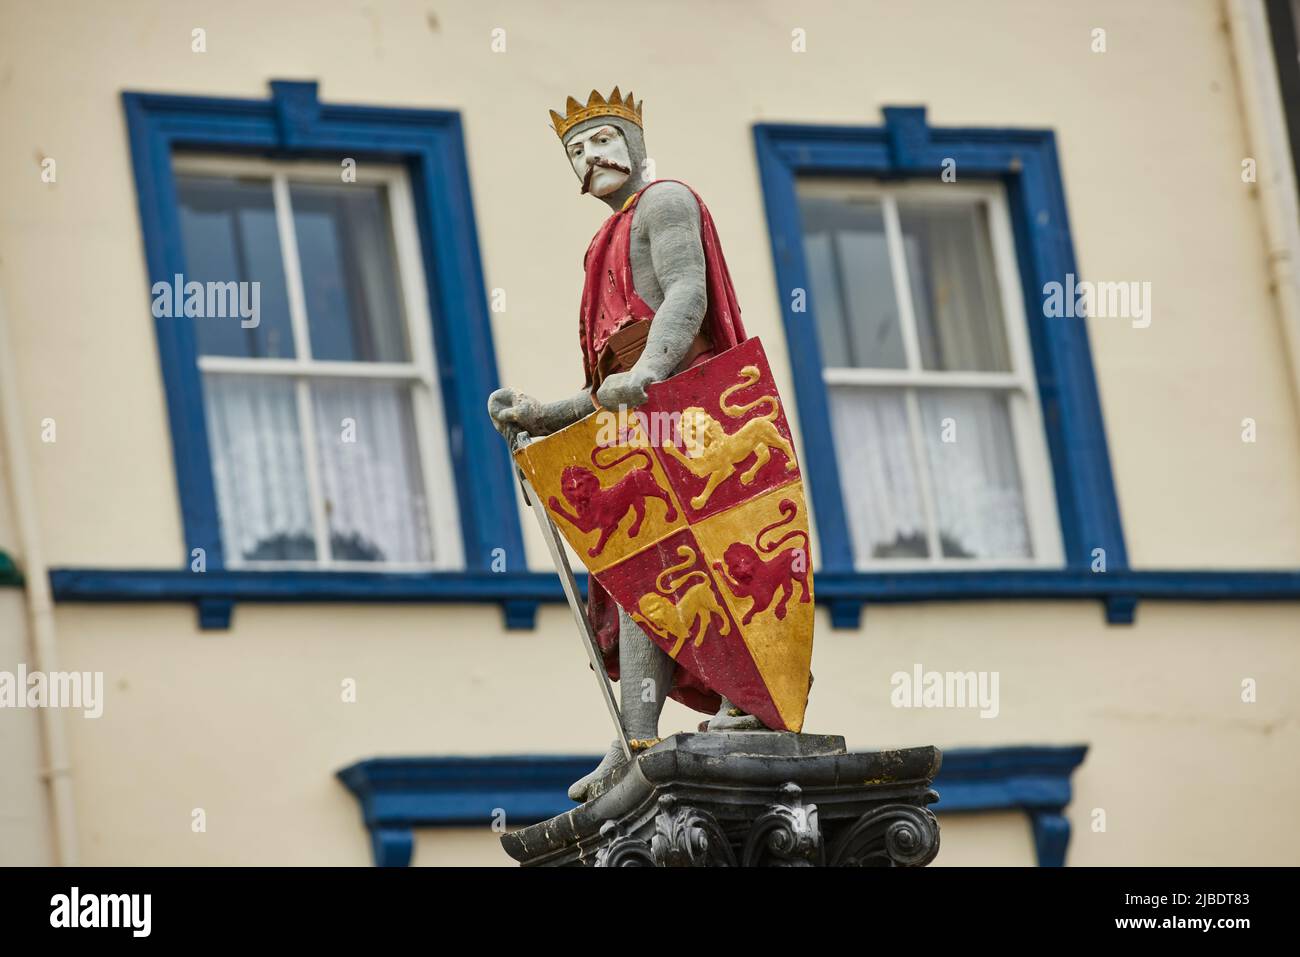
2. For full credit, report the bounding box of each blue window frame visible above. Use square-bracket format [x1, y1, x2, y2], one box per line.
[753, 108, 1300, 626]
[81, 80, 533, 628]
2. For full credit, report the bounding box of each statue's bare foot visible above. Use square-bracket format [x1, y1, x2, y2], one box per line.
[567, 740, 628, 803]
[703, 697, 767, 732]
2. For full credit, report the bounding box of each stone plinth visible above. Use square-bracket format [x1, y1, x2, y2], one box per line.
[500, 732, 941, 867]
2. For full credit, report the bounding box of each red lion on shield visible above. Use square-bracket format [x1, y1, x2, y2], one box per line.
[713, 498, 811, 624]
[548, 446, 677, 557]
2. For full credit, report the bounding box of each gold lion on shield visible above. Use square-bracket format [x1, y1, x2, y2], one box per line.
[663, 365, 798, 509]
[631, 545, 731, 659]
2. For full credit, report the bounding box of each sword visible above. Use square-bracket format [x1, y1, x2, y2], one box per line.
[513, 432, 634, 763]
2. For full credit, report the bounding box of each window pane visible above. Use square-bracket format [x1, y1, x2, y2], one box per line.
[203, 374, 316, 562]
[918, 389, 1030, 558]
[898, 200, 1011, 372]
[798, 194, 906, 370]
[290, 183, 410, 363]
[311, 379, 432, 563]
[828, 386, 929, 560]
[176, 175, 296, 359]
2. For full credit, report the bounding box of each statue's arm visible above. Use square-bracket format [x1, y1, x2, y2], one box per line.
[635, 183, 708, 380]
[523, 389, 593, 433]
[487, 386, 591, 445]
[595, 182, 706, 407]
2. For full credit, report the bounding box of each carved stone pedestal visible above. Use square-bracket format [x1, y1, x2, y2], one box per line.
[500, 732, 941, 867]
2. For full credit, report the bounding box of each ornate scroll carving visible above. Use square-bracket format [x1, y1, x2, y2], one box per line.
[742, 782, 822, 866]
[593, 820, 655, 867]
[650, 795, 737, 867]
[828, 804, 940, 867]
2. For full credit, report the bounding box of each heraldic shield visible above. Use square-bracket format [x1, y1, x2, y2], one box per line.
[515, 337, 814, 732]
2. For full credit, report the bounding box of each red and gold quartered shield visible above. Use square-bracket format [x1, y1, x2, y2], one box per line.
[514, 337, 814, 731]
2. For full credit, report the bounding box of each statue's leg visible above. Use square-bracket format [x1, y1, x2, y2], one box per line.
[567, 607, 674, 802]
[618, 606, 675, 740]
[706, 696, 766, 731]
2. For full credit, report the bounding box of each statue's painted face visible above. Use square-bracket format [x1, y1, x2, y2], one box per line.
[564, 124, 632, 197]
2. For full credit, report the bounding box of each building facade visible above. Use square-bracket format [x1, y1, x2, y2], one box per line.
[1, 0, 1298, 866]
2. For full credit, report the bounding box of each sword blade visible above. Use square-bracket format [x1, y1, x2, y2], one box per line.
[514, 435, 633, 762]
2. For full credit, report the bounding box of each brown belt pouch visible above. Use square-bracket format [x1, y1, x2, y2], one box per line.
[592, 319, 712, 391]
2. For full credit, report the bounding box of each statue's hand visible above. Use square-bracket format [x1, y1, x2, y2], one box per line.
[595, 364, 657, 410]
[488, 388, 544, 430]
[487, 387, 547, 446]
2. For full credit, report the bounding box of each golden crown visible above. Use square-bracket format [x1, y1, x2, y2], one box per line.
[549, 87, 643, 140]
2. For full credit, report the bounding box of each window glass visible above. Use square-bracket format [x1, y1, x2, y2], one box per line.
[797, 182, 1043, 566]
[290, 182, 410, 363]
[176, 176, 296, 359]
[178, 164, 444, 568]
[899, 200, 1011, 372]
[800, 196, 906, 370]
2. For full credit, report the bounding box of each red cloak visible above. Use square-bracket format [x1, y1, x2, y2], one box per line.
[577, 180, 747, 715]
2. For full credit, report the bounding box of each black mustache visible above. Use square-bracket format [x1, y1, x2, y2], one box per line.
[581, 158, 632, 194]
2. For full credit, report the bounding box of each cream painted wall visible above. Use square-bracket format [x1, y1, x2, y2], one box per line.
[1, 0, 1298, 866]
[44, 599, 1300, 866]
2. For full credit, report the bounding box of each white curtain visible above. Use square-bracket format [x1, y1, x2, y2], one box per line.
[829, 386, 1031, 562]
[203, 374, 433, 564]
[203, 374, 315, 562]
[829, 387, 928, 560]
[919, 389, 1030, 559]
[311, 379, 432, 564]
